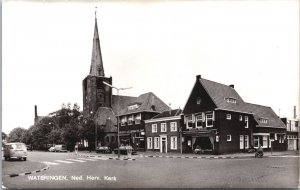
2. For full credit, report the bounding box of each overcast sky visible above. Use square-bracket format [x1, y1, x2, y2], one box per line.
[2, 0, 299, 134]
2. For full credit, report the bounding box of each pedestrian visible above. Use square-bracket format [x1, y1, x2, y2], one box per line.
[75, 143, 78, 155]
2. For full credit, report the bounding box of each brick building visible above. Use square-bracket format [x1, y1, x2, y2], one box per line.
[182, 75, 286, 154]
[144, 109, 182, 153]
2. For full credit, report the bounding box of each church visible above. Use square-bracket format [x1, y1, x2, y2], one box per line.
[82, 13, 170, 150]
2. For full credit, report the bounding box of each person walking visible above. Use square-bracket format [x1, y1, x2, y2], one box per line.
[75, 143, 78, 155]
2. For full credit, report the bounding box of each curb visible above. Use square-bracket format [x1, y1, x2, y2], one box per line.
[3, 163, 50, 178]
[143, 155, 239, 159]
[77, 154, 136, 161]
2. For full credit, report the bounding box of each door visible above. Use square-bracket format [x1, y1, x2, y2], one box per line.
[240, 135, 244, 149]
[162, 141, 166, 153]
[160, 136, 167, 153]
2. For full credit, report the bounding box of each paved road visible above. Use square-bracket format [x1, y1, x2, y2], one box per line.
[2, 151, 299, 189]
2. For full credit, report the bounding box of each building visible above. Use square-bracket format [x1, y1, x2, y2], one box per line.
[182, 75, 286, 154]
[82, 13, 169, 150]
[144, 109, 183, 153]
[117, 93, 170, 150]
[281, 117, 299, 150]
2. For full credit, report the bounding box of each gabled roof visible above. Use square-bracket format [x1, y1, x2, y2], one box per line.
[199, 78, 250, 113]
[113, 92, 170, 116]
[152, 109, 182, 119]
[244, 103, 286, 128]
[112, 95, 138, 114]
[197, 76, 285, 128]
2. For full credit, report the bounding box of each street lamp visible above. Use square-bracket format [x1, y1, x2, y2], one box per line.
[89, 111, 97, 151]
[103, 81, 132, 158]
[49, 122, 55, 147]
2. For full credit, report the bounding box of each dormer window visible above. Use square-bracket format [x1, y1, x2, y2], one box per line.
[196, 97, 201, 105]
[128, 104, 139, 111]
[259, 118, 268, 124]
[224, 97, 237, 104]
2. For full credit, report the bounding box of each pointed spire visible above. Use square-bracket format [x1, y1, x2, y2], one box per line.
[90, 7, 105, 77]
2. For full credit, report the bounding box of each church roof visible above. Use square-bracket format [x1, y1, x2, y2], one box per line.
[89, 17, 105, 77]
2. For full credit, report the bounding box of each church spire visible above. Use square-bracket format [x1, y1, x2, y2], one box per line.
[89, 7, 105, 77]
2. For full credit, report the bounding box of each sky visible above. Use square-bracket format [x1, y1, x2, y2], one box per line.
[2, 0, 299, 134]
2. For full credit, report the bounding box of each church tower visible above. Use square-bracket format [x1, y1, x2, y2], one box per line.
[83, 11, 112, 118]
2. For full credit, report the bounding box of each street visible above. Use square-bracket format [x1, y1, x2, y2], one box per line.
[2, 151, 299, 189]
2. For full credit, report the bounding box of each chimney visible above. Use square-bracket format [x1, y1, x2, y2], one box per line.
[294, 106, 297, 119]
[169, 103, 172, 116]
[34, 105, 38, 118]
[229, 84, 234, 89]
[196, 75, 201, 80]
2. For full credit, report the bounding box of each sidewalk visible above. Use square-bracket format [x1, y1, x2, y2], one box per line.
[75, 150, 299, 160]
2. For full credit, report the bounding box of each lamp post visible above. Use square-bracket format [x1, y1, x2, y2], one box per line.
[103, 81, 132, 158]
[49, 122, 55, 147]
[89, 111, 98, 151]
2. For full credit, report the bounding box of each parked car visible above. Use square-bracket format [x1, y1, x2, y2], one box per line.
[48, 146, 55, 152]
[96, 146, 112, 154]
[53, 145, 67, 152]
[4, 142, 27, 161]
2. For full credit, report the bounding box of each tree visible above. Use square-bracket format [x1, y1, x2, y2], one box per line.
[2, 132, 7, 141]
[62, 122, 80, 151]
[8, 127, 27, 143]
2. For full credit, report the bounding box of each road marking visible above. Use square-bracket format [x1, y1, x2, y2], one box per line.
[66, 159, 86, 162]
[54, 160, 74, 164]
[77, 157, 98, 161]
[42, 161, 60, 165]
[90, 157, 109, 160]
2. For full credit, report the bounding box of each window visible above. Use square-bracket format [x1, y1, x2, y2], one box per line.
[152, 124, 157, 133]
[224, 97, 237, 104]
[278, 134, 284, 143]
[240, 135, 244, 149]
[135, 114, 141, 124]
[128, 115, 133, 125]
[245, 116, 249, 128]
[244, 135, 249, 149]
[263, 136, 268, 148]
[154, 137, 160, 149]
[196, 97, 201, 105]
[259, 118, 268, 124]
[171, 136, 177, 150]
[111, 136, 115, 142]
[161, 123, 167, 132]
[121, 116, 127, 126]
[128, 104, 139, 110]
[227, 135, 231, 141]
[186, 115, 193, 129]
[239, 115, 243, 121]
[254, 136, 259, 148]
[170, 122, 177, 132]
[206, 113, 213, 127]
[226, 114, 231, 120]
[195, 114, 203, 128]
[147, 137, 153, 149]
